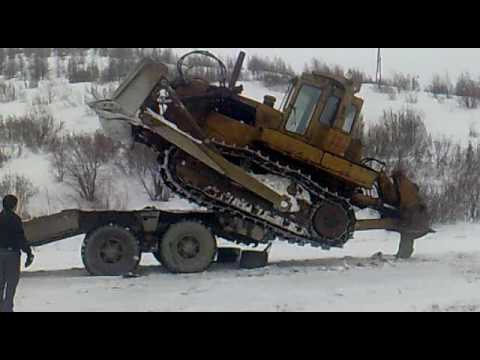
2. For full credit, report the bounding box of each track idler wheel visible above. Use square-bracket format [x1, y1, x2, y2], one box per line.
[312, 202, 350, 239]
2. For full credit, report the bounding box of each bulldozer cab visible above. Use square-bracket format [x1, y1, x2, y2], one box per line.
[282, 72, 364, 158]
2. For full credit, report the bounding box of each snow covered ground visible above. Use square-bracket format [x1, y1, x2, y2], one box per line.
[3, 70, 480, 312]
[14, 223, 480, 312]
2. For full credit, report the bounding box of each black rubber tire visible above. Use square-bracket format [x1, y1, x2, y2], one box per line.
[82, 225, 141, 276]
[217, 247, 241, 264]
[159, 221, 217, 274]
[240, 250, 269, 269]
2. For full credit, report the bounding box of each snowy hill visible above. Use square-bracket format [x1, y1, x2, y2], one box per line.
[360, 85, 480, 145]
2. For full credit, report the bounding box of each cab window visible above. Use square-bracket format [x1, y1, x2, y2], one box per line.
[281, 80, 295, 111]
[319, 95, 340, 126]
[343, 104, 357, 133]
[285, 84, 322, 135]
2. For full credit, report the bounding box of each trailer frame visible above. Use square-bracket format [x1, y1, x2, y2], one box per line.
[23, 207, 269, 275]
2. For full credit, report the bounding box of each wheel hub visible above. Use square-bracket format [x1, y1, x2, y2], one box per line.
[100, 238, 124, 264]
[177, 236, 200, 259]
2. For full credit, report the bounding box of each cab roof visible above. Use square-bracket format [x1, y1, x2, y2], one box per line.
[301, 72, 362, 94]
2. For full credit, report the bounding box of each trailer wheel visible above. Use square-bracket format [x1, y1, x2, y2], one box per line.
[159, 221, 217, 274]
[82, 225, 141, 276]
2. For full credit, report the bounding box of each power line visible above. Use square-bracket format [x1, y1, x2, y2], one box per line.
[376, 48, 382, 87]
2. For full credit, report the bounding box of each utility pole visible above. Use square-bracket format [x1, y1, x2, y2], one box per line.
[376, 48, 382, 88]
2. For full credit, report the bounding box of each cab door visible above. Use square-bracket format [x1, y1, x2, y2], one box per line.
[309, 86, 343, 148]
[284, 83, 323, 140]
[320, 96, 363, 157]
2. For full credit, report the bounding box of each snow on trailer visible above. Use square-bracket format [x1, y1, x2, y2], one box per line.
[23, 208, 269, 276]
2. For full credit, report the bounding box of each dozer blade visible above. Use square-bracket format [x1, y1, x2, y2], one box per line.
[393, 170, 433, 240]
[394, 171, 434, 259]
[89, 59, 169, 143]
[356, 170, 433, 239]
[111, 59, 169, 117]
[355, 170, 434, 259]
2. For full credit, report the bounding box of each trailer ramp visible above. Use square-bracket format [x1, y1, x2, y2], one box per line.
[24, 210, 83, 247]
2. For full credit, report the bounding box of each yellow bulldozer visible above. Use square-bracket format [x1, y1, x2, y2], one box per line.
[90, 50, 433, 259]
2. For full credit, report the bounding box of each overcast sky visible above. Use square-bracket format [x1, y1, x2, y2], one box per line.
[183, 48, 480, 84]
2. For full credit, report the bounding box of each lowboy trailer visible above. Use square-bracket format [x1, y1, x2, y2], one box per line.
[23, 208, 268, 275]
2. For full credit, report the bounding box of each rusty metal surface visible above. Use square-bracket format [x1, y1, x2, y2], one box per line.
[24, 210, 82, 246]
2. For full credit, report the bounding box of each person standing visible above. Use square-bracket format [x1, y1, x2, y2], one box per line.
[0, 195, 34, 313]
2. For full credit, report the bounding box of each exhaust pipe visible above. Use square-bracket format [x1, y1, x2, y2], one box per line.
[229, 51, 246, 90]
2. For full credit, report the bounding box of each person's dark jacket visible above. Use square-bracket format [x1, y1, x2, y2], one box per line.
[0, 209, 32, 255]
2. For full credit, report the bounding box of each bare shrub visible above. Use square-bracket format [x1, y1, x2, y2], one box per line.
[364, 108, 429, 168]
[391, 72, 420, 92]
[0, 174, 38, 219]
[37, 81, 57, 104]
[469, 123, 480, 139]
[85, 82, 118, 102]
[455, 72, 480, 109]
[426, 73, 453, 98]
[31, 93, 52, 106]
[388, 90, 397, 101]
[375, 85, 397, 101]
[422, 183, 463, 225]
[260, 71, 294, 90]
[457, 142, 480, 222]
[405, 92, 419, 104]
[432, 138, 454, 175]
[303, 58, 344, 77]
[248, 55, 296, 89]
[0, 107, 64, 153]
[93, 176, 129, 210]
[0, 147, 10, 168]
[0, 81, 18, 103]
[347, 68, 373, 84]
[48, 136, 68, 182]
[149, 48, 177, 65]
[364, 123, 480, 225]
[117, 143, 170, 201]
[62, 132, 120, 202]
[250, 55, 295, 77]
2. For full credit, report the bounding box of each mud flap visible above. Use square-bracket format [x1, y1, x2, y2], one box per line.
[217, 247, 242, 264]
[239, 244, 272, 269]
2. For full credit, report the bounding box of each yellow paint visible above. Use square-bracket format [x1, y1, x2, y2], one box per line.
[261, 129, 377, 188]
[205, 113, 258, 146]
[323, 129, 352, 157]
